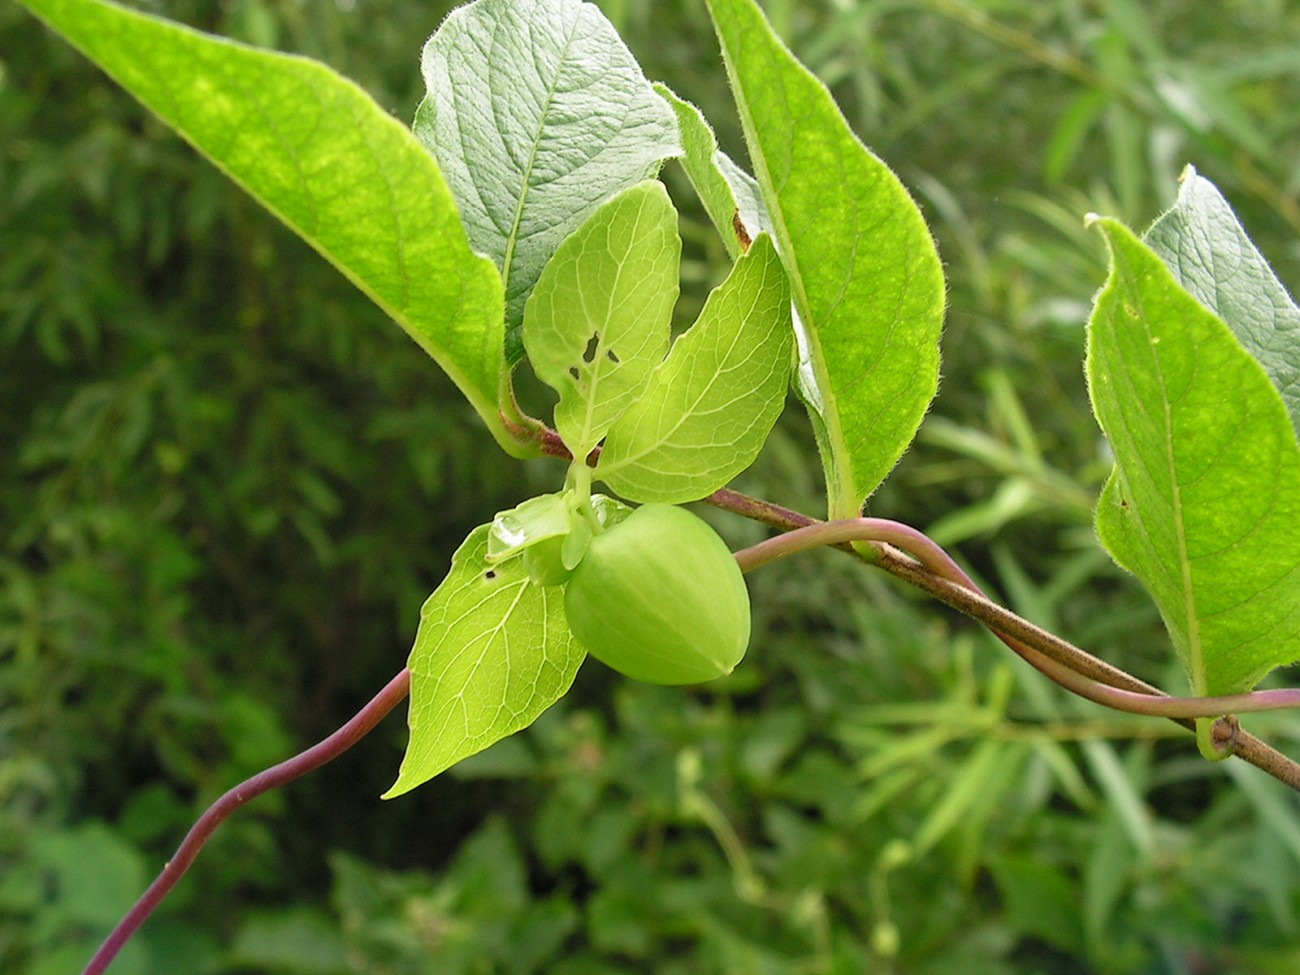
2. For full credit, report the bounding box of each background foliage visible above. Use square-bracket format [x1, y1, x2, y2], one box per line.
[4, 1, 1300, 972]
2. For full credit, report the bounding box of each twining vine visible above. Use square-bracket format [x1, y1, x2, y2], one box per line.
[17, 1, 1300, 973]
[81, 452, 1300, 975]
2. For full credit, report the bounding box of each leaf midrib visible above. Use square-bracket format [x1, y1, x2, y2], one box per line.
[718, 33, 855, 516]
[497, 13, 578, 302]
[1122, 251, 1205, 693]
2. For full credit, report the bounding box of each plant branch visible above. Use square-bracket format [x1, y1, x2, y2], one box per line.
[705, 491, 1300, 790]
[85, 481, 1300, 975]
[874, 546, 1300, 786]
[735, 519, 1300, 718]
[82, 669, 412, 975]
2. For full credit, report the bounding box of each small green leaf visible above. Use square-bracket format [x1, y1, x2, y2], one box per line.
[16, 0, 519, 453]
[1145, 165, 1300, 431]
[488, 494, 571, 561]
[384, 526, 585, 798]
[705, 0, 946, 517]
[655, 85, 769, 260]
[418, 0, 680, 360]
[1086, 217, 1300, 697]
[596, 234, 792, 503]
[523, 181, 681, 459]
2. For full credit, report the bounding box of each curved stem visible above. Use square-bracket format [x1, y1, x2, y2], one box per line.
[701, 488, 1300, 789]
[82, 669, 412, 975]
[84, 460, 1300, 975]
[735, 519, 1300, 719]
[867, 542, 1300, 787]
[84, 484, 1300, 975]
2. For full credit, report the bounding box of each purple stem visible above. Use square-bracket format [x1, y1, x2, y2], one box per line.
[82, 668, 412, 975]
[734, 519, 1300, 719]
[86, 480, 1300, 975]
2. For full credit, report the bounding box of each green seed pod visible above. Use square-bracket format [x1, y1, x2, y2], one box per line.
[563, 503, 751, 684]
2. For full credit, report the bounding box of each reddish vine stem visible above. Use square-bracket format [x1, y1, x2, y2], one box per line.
[735, 519, 1300, 718]
[868, 544, 1300, 787]
[82, 669, 412, 975]
[540, 432, 1300, 782]
[712, 496, 1300, 795]
[86, 485, 1300, 974]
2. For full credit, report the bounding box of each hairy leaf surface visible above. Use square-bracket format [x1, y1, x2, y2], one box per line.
[385, 526, 584, 797]
[1087, 218, 1300, 696]
[17, 0, 519, 452]
[597, 234, 791, 503]
[1145, 166, 1300, 431]
[523, 182, 680, 459]
[418, 0, 680, 360]
[655, 85, 769, 260]
[705, 0, 945, 517]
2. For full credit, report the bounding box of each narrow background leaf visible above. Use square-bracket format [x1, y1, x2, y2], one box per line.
[418, 0, 680, 361]
[522, 181, 680, 459]
[596, 234, 791, 503]
[1145, 166, 1300, 431]
[705, 0, 946, 518]
[17, 0, 518, 452]
[655, 85, 769, 260]
[385, 526, 584, 798]
[1086, 217, 1300, 695]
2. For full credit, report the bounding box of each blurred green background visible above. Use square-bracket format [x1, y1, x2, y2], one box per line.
[4, 0, 1300, 972]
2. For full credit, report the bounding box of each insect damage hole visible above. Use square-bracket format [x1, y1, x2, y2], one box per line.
[582, 332, 601, 364]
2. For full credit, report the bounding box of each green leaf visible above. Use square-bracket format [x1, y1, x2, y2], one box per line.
[417, 0, 680, 361]
[16, 0, 519, 453]
[489, 493, 632, 560]
[488, 493, 571, 561]
[1086, 217, 1300, 697]
[384, 526, 584, 798]
[1145, 165, 1300, 431]
[522, 181, 681, 459]
[596, 234, 792, 503]
[655, 85, 769, 260]
[705, 0, 946, 518]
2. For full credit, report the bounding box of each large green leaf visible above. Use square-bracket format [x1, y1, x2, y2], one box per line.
[16, 0, 520, 453]
[417, 0, 680, 361]
[596, 234, 792, 503]
[522, 181, 680, 459]
[1086, 217, 1300, 698]
[1145, 166, 1300, 431]
[705, 0, 946, 518]
[385, 526, 584, 798]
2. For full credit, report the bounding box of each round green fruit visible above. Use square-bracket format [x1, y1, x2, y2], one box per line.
[563, 503, 751, 684]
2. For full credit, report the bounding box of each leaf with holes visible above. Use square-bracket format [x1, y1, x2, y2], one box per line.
[418, 0, 680, 361]
[384, 525, 584, 798]
[1086, 217, 1300, 701]
[1145, 166, 1300, 431]
[523, 181, 680, 459]
[596, 234, 791, 503]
